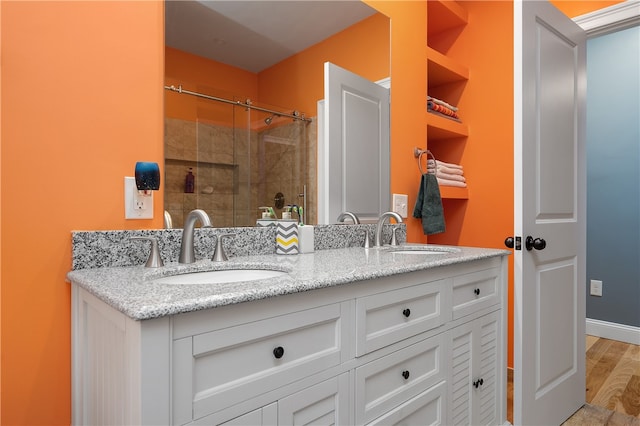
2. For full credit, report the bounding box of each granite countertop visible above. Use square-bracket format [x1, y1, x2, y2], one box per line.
[67, 244, 509, 321]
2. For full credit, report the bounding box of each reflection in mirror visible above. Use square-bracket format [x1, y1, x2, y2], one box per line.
[164, 1, 390, 228]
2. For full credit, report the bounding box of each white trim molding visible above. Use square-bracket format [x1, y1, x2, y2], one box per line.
[574, 0, 640, 36]
[586, 318, 640, 345]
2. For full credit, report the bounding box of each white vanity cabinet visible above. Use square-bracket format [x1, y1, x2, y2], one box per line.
[71, 256, 508, 426]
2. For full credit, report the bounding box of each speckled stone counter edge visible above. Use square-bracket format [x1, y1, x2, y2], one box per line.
[71, 224, 406, 270]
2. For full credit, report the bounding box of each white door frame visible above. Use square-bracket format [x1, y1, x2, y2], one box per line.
[573, 0, 640, 37]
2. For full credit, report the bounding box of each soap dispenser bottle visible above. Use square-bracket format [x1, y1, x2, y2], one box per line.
[256, 207, 277, 226]
[185, 168, 195, 193]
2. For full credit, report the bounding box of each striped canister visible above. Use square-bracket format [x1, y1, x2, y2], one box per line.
[276, 221, 299, 255]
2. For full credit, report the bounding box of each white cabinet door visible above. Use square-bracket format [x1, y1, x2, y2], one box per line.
[449, 311, 502, 426]
[278, 373, 350, 426]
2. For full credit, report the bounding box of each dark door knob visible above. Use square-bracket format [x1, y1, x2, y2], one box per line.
[402, 370, 410, 380]
[504, 237, 514, 248]
[273, 346, 285, 359]
[402, 308, 411, 318]
[474, 288, 480, 296]
[525, 236, 546, 251]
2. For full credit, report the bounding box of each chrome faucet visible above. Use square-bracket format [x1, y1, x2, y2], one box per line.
[336, 211, 360, 224]
[179, 209, 212, 263]
[374, 211, 403, 247]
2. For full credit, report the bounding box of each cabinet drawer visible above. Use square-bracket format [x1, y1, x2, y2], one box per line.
[355, 333, 447, 425]
[173, 303, 347, 423]
[356, 279, 450, 356]
[452, 268, 500, 319]
[367, 380, 447, 426]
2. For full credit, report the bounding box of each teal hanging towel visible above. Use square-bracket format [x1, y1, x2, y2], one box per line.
[413, 173, 446, 235]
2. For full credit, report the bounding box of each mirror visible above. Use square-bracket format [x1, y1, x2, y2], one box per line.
[164, 1, 390, 228]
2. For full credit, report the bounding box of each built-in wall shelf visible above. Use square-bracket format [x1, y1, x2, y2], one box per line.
[426, 112, 468, 139]
[439, 186, 469, 200]
[427, 47, 468, 87]
[427, 0, 468, 37]
[427, 1, 470, 216]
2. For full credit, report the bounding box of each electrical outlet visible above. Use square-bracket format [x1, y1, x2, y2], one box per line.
[124, 177, 153, 219]
[392, 193, 409, 218]
[590, 279, 603, 297]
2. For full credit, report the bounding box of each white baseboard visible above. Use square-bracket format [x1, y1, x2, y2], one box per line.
[586, 318, 640, 345]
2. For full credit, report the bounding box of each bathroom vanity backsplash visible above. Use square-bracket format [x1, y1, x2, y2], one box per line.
[71, 224, 406, 270]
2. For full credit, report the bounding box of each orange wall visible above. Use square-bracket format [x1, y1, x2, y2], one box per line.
[0, 1, 623, 424]
[0, 1, 164, 424]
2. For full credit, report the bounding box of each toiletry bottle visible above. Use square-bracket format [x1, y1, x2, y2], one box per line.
[185, 168, 195, 193]
[257, 207, 277, 226]
[296, 206, 314, 253]
[282, 205, 292, 220]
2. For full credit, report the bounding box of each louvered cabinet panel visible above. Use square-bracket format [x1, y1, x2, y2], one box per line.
[450, 324, 473, 425]
[448, 311, 502, 426]
[477, 313, 500, 426]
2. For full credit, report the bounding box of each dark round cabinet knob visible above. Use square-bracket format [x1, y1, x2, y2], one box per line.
[474, 288, 480, 296]
[402, 370, 410, 380]
[402, 308, 411, 318]
[525, 236, 547, 251]
[504, 237, 514, 248]
[273, 346, 285, 359]
[473, 378, 484, 388]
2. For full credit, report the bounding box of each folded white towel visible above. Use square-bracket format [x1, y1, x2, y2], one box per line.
[427, 159, 463, 170]
[437, 172, 466, 182]
[437, 178, 467, 188]
[438, 165, 464, 175]
[427, 167, 466, 182]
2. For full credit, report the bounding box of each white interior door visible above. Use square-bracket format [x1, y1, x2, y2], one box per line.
[513, 1, 586, 425]
[318, 62, 390, 224]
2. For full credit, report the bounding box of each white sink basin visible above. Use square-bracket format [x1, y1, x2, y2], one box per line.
[153, 269, 288, 285]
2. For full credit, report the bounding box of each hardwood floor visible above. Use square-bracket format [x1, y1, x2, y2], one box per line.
[585, 335, 640, 418]
[507, 336, 640, 425]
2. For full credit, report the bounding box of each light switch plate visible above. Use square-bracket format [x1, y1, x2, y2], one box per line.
[124, 177, 153, 219]
[392, 193, 409, 218]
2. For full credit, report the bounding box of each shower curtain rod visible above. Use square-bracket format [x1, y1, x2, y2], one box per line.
[164, 85, 312, 122]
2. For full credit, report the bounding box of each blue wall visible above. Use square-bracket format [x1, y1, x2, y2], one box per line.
[586, 25, 640, 327]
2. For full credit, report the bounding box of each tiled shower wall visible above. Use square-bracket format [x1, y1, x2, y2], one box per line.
[165, 117, 317, 228]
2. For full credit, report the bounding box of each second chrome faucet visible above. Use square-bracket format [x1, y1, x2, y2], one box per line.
[374, 211, 403, 247]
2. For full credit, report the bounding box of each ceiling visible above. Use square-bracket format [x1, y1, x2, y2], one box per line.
[165, 1, 377, 73]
